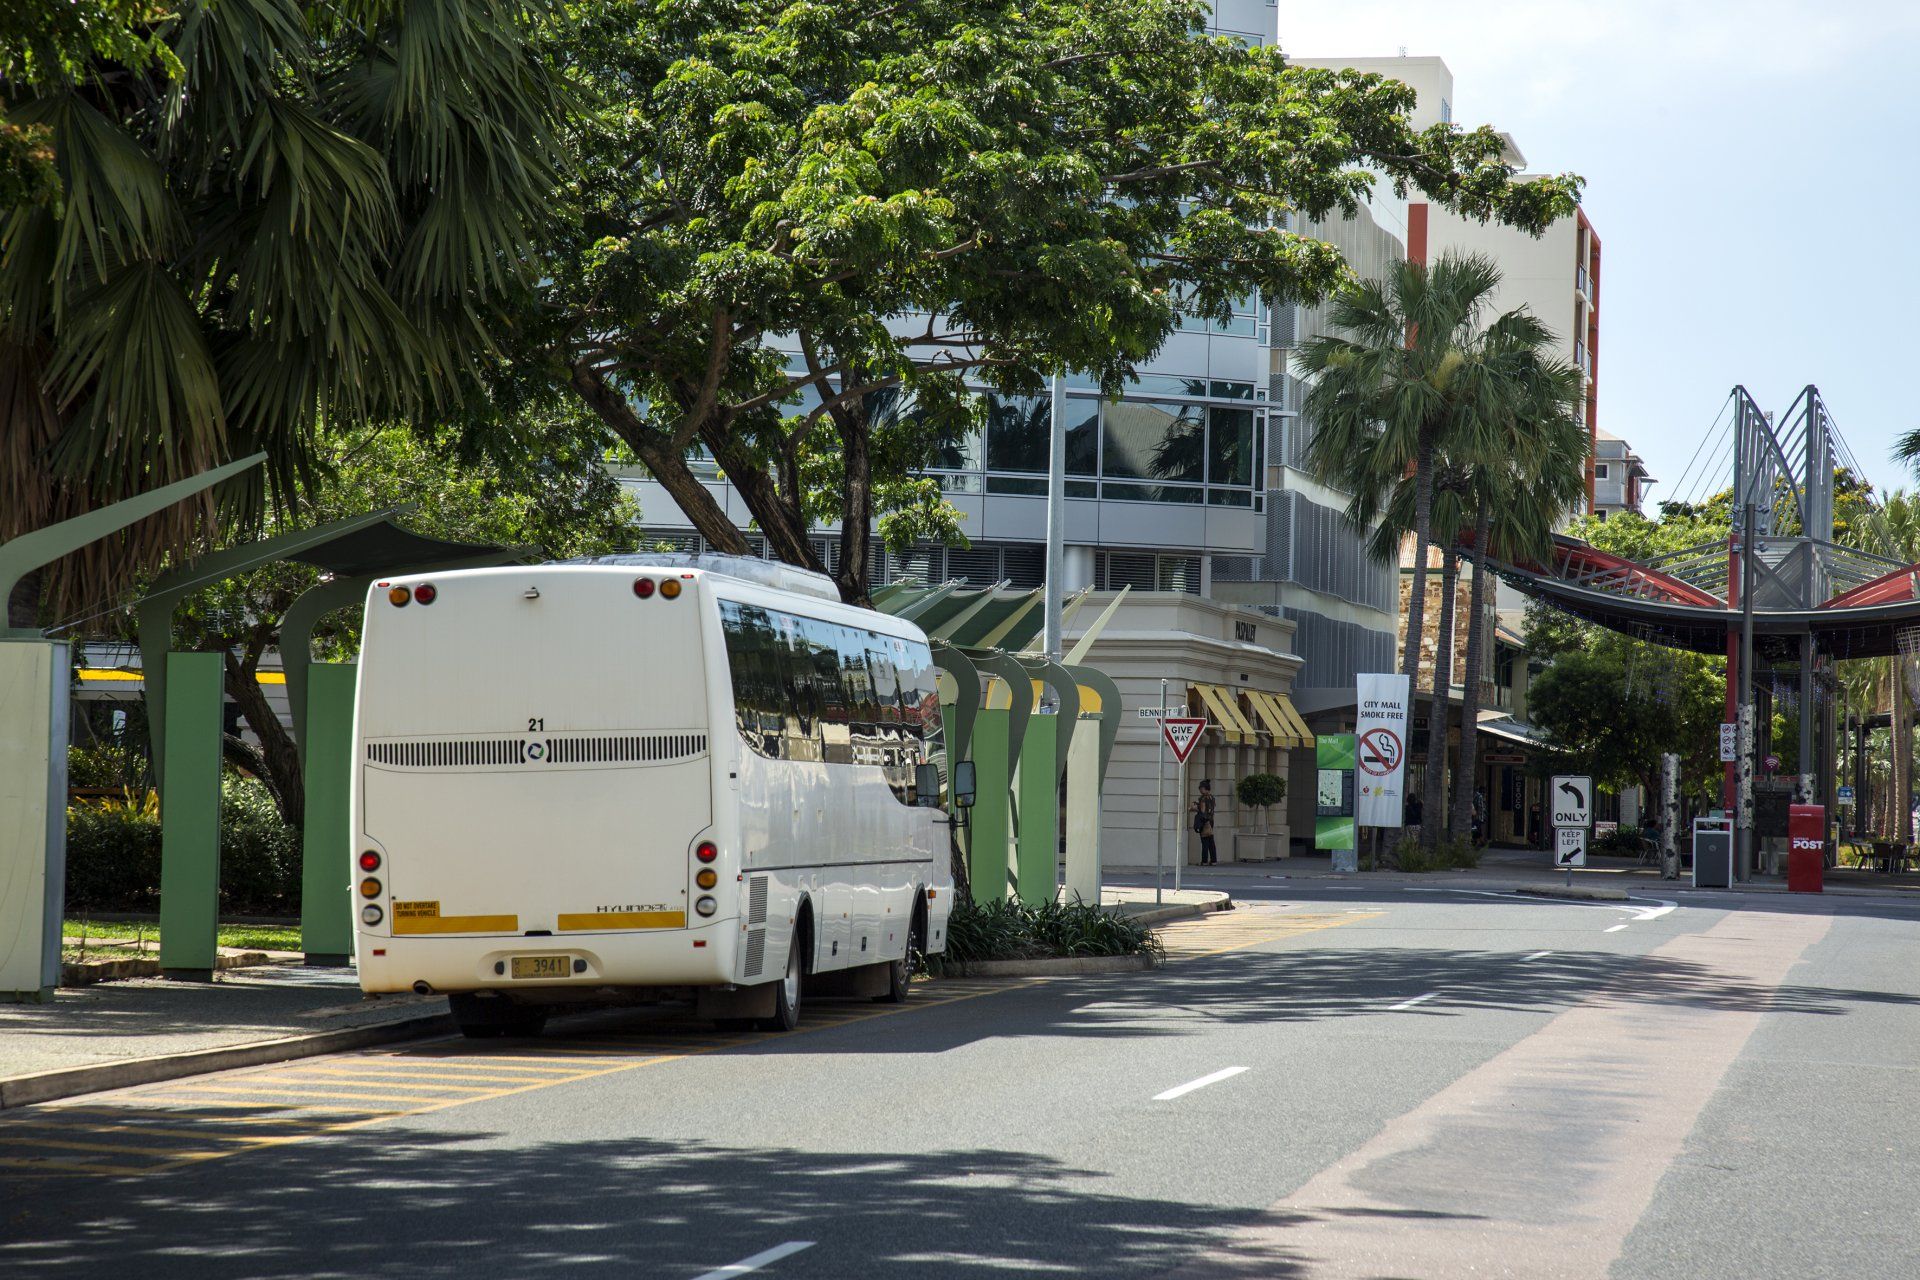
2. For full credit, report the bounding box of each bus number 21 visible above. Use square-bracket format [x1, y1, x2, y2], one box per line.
[527, 718, 544, 732]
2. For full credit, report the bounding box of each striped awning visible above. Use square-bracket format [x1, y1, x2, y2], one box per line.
[1192, 683, 1258, 744]
[1244, 689, 1316, 749]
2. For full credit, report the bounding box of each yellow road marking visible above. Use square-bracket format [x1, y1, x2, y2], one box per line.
[0, 1157, 159, 1177]
[0, 1135, 220, 1159]
[272, 1070, 508, 1091]
[0, 1119, 282, 1145]
[161, 1083, 472, 1104]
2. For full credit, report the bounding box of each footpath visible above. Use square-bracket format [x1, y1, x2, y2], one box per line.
[1108, 841, 1920, 901]
[0, 886, 1225, 1111]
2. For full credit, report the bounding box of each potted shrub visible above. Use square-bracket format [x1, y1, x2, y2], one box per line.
[1236, 772, 1287, 857]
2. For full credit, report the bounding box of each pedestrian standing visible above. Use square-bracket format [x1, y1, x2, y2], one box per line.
[1192, 779, 1218, 865]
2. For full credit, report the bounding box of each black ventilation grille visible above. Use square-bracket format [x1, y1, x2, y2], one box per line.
[747, 875, 769, 925]
[367, 733, 708, 769]
[743, 929, 766, 978]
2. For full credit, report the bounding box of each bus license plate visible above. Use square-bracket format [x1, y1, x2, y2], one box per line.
[510, 955, 570, 980]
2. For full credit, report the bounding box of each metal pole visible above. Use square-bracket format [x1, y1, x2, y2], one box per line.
[1042, 371, 1067, 662]
[1176, 755, 1187, 894]
[1155, 676, 1167, 906]
[1738, 502, 1757, 881]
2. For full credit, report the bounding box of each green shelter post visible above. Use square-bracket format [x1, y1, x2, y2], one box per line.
[968, 707, 1013, 902]
[158, 653, 225, 978]
[299, 664, 359, 964]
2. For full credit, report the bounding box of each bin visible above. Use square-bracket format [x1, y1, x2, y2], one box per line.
[1692, 818, 1733, 888]
[1788, 803, 1824, 893]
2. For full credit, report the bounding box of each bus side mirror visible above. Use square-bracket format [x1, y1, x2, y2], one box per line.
[951, 760, 977, 810]
[914, 763, 942, 807]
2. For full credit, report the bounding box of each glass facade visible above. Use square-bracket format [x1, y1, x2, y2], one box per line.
[937, 384, 1263, 509]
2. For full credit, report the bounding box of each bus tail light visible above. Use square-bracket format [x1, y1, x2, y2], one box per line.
[362, 904, 384, 925]
[695, 841, 717, 863]
[696, 869, 717, 890]
[388, 586, 411, 607]
[359, 877, 382, 898]
[695, 896, 717, 917]
[413, 583, 437, 605]
[659, 579, 682, 599]
[359, 851, 381, 872]
[632, 578, 655, 599]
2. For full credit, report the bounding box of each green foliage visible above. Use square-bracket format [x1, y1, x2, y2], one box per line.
[942, 897, 1163, 963]
[3, 0, 567, 620]
[1594, 826, 1651, 855]
[66, 743, 145, 791]
[534, 1, 1580, 599]
[1236, 773, 1286, 809]
[65, 774, 303, 915]
[1389, 834, 1480, 872]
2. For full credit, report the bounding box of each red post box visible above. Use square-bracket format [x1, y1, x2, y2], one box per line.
[1788, 803, 1824, 893]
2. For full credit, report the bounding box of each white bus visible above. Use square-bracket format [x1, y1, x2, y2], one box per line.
[350, 554, 958, 1038]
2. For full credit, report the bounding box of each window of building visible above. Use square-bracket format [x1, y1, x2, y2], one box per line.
[1594, 463, 1610, 480]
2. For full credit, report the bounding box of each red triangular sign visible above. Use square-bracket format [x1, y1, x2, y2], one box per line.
[1162, 717, 1207, 765]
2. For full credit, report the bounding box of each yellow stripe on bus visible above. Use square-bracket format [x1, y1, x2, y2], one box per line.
[556, 911, 686, 931]
[391, 914, 518, 935]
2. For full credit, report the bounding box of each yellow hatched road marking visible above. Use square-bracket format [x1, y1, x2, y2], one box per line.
[0, 1135, 222, 1160]
[1, 1118, 283, 1145]
[1158, 909, 1383, 963]
[272, 1069, 512, 1090]
[5, 973, 1045, 1179]
[0, 1157, 160, 1177]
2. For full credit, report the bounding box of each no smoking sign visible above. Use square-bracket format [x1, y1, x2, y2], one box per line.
[1358, 727, 1402, 776]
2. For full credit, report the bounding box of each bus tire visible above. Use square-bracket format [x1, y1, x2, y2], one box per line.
[450, 994, 547, 1039]
[760, 911, 807, 1032]
[875, 899, 926, 1004]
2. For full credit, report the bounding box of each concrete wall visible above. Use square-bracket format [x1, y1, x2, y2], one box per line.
[1067, 592, 1304, 867]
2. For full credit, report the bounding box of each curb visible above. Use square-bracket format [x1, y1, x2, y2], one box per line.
[59, 950, 275, 988]
[1516, 885, 1629, 902]
[938, 953, 1160, 978]
[1119, 896, 1233, 928]
[0, 1011, 453, 1111]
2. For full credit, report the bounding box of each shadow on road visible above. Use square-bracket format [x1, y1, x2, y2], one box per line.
[0, 1130, 1376, 1278]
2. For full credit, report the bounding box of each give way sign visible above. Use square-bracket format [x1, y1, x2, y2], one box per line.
[1161, 717, 1207, 765]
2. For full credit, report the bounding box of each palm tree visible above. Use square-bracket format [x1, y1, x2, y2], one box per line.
[1299, 253, 1506, 693]
[2, 0, 564, 629]
[1449, 386, 1587, 844]
[1862, 491, 1920, 842]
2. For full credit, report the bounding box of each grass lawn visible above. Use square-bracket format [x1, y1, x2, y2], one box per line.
[62, 918, 302, 959]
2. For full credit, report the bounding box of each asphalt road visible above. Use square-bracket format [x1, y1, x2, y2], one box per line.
[3, 881, 1917, 1279]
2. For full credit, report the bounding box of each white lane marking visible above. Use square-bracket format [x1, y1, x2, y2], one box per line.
[1631, 900, 1678, 921]
[1605, 924, 1629, 933]
[692, 1241, 815, 1280]
[1154, 1066, 1249, 1101]
[1521, 950, 1554, 961]
[1388, 993, 1439, 1011]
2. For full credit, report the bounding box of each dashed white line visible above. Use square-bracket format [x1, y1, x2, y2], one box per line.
[1605, 924, 1629, 933]
[1154, 1066, 1249, 1100]
[1387, 992, 1439, 1011]
[1521, 950, 1554, 961]
[692, 1241, 816, 1280]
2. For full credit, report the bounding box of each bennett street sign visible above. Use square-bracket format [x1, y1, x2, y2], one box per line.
[1161, 717, 1207, 766]
[1556, 827, 1588, 868]
[1550, 775, 1592, 829]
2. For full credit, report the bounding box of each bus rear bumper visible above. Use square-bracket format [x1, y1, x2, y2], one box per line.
[356, 919, 741, 995]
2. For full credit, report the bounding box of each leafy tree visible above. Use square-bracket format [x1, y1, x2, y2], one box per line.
[2, 0, 565, 630]
[162, 416, 641, 829]
[521, 0, 1579, 603]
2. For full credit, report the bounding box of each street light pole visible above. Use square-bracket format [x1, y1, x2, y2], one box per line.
[1737, 501, 1757, 881]
[1043, 371, 1067, 661]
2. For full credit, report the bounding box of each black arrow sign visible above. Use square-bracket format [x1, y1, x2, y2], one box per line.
[1559, 848, 1579, 865]
[1558, 780, 1586, 807]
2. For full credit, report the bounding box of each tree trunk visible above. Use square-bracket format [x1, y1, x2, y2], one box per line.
[700, 425, 826, 572]
[1421, 547, 1459, 850]
[570, 364, 752, 555]
[6, 566, 43, 632]
[835, 407, 875, 606]
[1450, 512, 1492, 842]
[223, 649, 306, 831]
[1897, 664, 1913, 845]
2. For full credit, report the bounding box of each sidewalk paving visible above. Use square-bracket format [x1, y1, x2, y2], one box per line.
[0, 965, 445, 1107]
[1107, 843, 1920, 900]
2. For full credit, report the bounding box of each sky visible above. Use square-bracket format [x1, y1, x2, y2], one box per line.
[1278, 0, 1920, 509]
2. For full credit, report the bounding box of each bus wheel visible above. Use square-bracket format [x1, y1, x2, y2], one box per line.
[450, 994, 547, 1039]
[875, 907, 924, 1004]
[760, 935, 803, 1032]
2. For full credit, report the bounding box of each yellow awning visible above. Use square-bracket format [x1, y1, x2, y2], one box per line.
[1246, 689, 1315, 749]
[1192, 683, 1256, 745]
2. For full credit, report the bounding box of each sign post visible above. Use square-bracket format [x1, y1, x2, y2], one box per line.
[1154, 679, 1168, 905]
[1551, 773, 1593, 884]
[1161, 715, 1206, 893]
[1355, 674, 1411, 834]
[1719, 722, 1737, 763]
